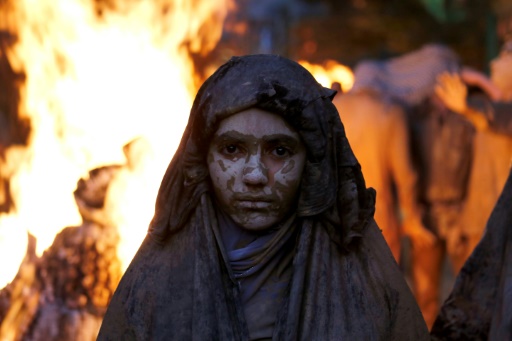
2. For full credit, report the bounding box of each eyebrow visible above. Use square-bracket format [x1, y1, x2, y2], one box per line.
[212, 131, 301, 147]
[263, 135, 301, 149]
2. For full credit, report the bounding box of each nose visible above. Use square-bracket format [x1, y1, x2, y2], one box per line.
[242, 154, 268, 185]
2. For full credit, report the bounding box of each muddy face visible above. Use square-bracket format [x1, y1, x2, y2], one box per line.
[207, 108, 306, 231]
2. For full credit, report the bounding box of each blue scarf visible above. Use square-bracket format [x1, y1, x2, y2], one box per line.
[216, 209, 297, 340]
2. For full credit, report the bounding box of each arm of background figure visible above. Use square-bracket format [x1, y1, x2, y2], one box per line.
[460, 66, 503, 101]
[435, 71, 489, 130]
[435, 71, 512, 136]
[386, 106, 436, 248]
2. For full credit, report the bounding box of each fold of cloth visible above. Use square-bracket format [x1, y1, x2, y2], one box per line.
[431, 168, 512, 340]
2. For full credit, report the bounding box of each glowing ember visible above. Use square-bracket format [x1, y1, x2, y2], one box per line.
[299, 59, 354, 92]
[0, 0, 231, 288]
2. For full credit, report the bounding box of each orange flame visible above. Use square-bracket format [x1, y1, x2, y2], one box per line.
[0, 0, 232, 288]
[299, 59, 354, 93]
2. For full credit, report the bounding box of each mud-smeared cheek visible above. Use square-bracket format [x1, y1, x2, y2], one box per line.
[227, 176, 235, 192]
[272, 180, 286, 200]
[265, 161, 286, 185]
[273, 161, 300, 187]
[274, 176, 301, 200]
[218, 160, 227, 172]
[281, 159, 296, 174]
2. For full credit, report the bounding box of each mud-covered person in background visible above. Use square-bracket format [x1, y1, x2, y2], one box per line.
[433, 39, 512, 287]
[97, 54, 429, 340]
[430, 37, 512, 341]
[435, 39, 512, 135]
[351, 44, 477, 329]
[403, 45, 477, 330]
[333, 60, 435, 264]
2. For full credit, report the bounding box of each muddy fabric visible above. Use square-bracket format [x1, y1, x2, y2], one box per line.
[431, 168, 512, 340]
[97, 54, 429, 340]
[397, 45, 474, 328]
[409, 100, 475, 212]
[410, 102, 504, 327]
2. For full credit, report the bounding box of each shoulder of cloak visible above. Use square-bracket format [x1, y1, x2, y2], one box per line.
[431, 168, 512, 340]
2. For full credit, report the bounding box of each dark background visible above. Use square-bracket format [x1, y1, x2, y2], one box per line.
[212, 0, 512, 73]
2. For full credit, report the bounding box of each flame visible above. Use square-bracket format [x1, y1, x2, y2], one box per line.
[299, 59, 354, 92]
[0, 0, 231, 288]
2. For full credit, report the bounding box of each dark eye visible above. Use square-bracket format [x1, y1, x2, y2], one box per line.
[273, 146, 290, 157]
[224, 144, 238, 154]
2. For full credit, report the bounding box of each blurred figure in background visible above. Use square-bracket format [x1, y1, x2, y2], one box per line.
[435, 39, 512, 133]
[333, 61, 435, 263]
[430, 40, 512, 337]
[402, 45, 476, 329]
[434, 38, 512, 278]
[352, 44, 479, 329]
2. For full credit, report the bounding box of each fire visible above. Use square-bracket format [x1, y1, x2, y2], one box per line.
[299, 59, 354, 93]
[0, 0, 231, 288]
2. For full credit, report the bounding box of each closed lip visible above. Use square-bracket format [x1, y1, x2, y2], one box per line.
[235, 200, 272, 209]
[233, 194, 274, 209]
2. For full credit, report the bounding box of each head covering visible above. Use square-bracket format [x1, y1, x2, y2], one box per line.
[97, 54, 429, 340]
[350, 44, 460, 108]
[149, 54, 373, 248]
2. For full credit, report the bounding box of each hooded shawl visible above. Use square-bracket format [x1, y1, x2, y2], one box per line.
[97, 54, 429, 340]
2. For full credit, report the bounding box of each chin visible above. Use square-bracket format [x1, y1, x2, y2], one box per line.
[233, 214, 280, 231]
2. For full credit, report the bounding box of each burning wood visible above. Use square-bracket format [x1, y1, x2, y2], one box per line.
[0, 2, 232, 338]
[0, 0, 231, 305]
[0, 165, 122, 341]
